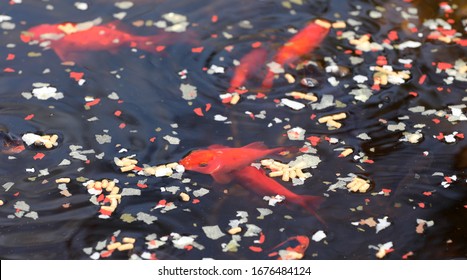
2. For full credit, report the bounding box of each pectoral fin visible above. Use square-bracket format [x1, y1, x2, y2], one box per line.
[211, 171, 233, 184]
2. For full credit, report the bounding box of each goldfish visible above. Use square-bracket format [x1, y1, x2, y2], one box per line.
[268, 235, 310, 260]
[228, 48, 268, 92]
[0, 132, 25, 155]
[232, 166, 323, 222]
[262, 19, 330, 89]
[179, 142, 284, 184]
[22, 19, 197, 62]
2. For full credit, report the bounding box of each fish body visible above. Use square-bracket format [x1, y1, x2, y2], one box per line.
[179, 142, 283, 184]
[23, 21, 197, 61]
[262, 20, 330, 88]
[233, 166, 323, 221]
[1, 132, 25, 155]
[228, 48, 268, 92]
[268, 235, 310, 260]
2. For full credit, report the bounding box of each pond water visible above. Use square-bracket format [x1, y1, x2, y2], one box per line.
[0, 0, 466, 260]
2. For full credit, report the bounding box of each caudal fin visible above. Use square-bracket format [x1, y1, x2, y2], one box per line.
[296, 195, 326, 225]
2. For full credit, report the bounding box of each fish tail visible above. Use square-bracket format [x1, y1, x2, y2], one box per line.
[261, 70, 275, 90]
[297, 195, 326, 225]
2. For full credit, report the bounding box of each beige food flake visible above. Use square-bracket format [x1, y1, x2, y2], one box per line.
[318, 112, 347, 130]
[116, 156, 138, 173]
[288, 91, 318, 102]
[55, 177, 71, 184]
[34, 134, 59, 149]
[261, 158, 309, 182]
[179, 192, 190, 202]
[347, 177, 371, 193]
[85, 179, 122, 215]
[228, 227, 242, 235]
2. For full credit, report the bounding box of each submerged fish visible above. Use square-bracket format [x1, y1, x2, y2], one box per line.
[268, 235, 310, 260]
[233, 166, 323, 222]
[262, 19, 330, 88]
[22, 20, 197, 61]
[228, 47, 268, 92]
[0, 132, 25, 155]
[179, 142, 284, 184]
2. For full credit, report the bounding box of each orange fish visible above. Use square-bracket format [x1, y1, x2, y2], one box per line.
[1, 132, 25, 155]
[179, 142, 284, 184]
[228, 48, 268, 92]
[233, 166, 323, 222]
[22, 21, 197, 62]
[267, 235, 310, 260]
[262, 19, 330, 88]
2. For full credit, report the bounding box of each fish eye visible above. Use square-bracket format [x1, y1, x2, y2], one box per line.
[199, 162, 208, 167]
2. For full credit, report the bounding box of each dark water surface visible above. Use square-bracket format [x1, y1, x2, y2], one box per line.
[0, 0, 466, 259]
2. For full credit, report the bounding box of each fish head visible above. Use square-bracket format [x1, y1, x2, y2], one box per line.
[179, 150, 217, 172]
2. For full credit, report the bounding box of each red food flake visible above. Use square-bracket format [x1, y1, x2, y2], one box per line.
[97, 194, 105, 202]
[307, 136, 321, 147]
[256, 92, 266, 99]
[371, 84, 380, 91]
[155, 45, 166, 52]
[24, 114, 34, 120]
[33, 152, 45, 160]
[382, 188, 392, 194]
[402, 251, 414, 259]
[192, 199, 200, 204]
[211, 15, 218, 23]
[437, 62, 453, 70]
[100, 250, 113, 258]
[4, 67, 15, 72]
[355, 50, 363, 55]
[193, 107, 204, 116]
[363, 159, 374, 164]
[444, 176, 453, 183]
[258, 232, 266, 244]
[184, 245, 193, 251]
[221, 96, 232, 104]
[149, 137, 156, 143]
[249, 246, 263, 252]
[211, 34, 218, 38]
[436, 133, 444, 140]
[456, 133, 464, 139]
[310, 114, 316, 120]
[409, 91, 418, 97]
[85, 160, 91, 164]
[103, 197, 110, 203]
[376, 56, 387, 66]
[418, 202, 425, 208]
[205, 103, 212, 112]
[436, 87, 444, 92]
[20, 33, 32, 43]
[114, 110, 122, 117]
[70, 71, 84, 81]
[432, 118, 441, 124]
[137, 183, 148, 189]
[13, 192, 20, 197]
[456, 39, 467, 47]
[251, 41, 262, 48]
[464, 205, 467, 209]
[418, 74, 427, 85]
[85, 98, 101, 107]
[158, 199, 167, 206]
[6, 53, 15, 60]
[133, 166, 143, 171]
[247, 112, 255, 120]
[388, 30, 398, 41]
[99, 208, 113, 216]
[191, 47, 204, 53]
[119, 123, 126, 129]
[268, 252, 278, 257]
[423, 191, 432, 196]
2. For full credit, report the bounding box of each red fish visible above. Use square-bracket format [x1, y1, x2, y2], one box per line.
[1, 132, 25, 155]
[262, 19, 330, 89]
[179, 142, 284, 184]
[268, 235, 310, 260]
[233, 166, 323, 222]
[228, 48, 268, 92]
[22, 21, 197, 62]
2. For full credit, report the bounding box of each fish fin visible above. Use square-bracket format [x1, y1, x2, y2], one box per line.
[207, 144, 228, 150]
[297, 195, 326, 225]
[243, 141, 268, 150]
[211, 171, 233, 184]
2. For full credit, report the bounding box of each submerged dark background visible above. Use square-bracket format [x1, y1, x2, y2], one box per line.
[0, 0, 465, 259]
